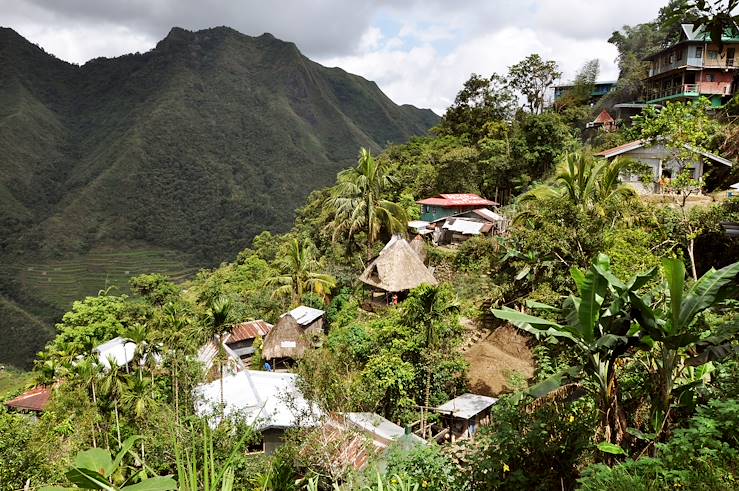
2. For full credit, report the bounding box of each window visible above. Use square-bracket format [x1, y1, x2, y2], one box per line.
[669, 53, 675, 64]
[706, 73, 715, 82]
[709, 50, 719, 60]
[696, 47, 704, 59]
[677, 48, 683, 61]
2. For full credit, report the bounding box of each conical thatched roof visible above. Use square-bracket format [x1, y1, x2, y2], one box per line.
[262, 314, 311, 361]
[359, 237, 437, 293]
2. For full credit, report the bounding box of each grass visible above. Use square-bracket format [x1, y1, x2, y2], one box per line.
[0, 367, 33, 399]
[8, 246, 198, 311]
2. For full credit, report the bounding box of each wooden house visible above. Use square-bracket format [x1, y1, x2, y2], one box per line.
[435, 393, 498, 441]
[586, 110, 617, 132]
[596, 139, 734, 194]
[224, 320, 273, 361]
[430, 208, 508, 245]
[262, 306, 325, 365]
[417, 194, 498, 222]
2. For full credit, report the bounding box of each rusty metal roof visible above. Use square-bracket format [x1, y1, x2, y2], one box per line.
[5, 386, 51, 413]
[226, 320, 273, 344]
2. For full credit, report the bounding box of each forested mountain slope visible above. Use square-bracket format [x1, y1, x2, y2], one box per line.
[0, 26, 437, 367]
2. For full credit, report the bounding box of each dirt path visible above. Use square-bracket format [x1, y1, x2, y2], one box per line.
[463, 325, 535, 397]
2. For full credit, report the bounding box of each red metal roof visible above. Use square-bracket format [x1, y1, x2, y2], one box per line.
[417, 194, 498, 207]
[5, 386, 51, 412]
[593, 110, 615, 124]
[595, 140, 645, 158]
[226, 320, 273, 344]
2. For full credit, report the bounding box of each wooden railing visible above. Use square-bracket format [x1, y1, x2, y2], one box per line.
[645, 83, 700, 101]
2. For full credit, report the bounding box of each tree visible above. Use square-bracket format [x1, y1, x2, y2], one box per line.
[493, 254, 658, 447]
[204, 295, 232, 408]
[691, 0, 739, 48]
[436, 73, 516, 141]
[507, 54, 561, 114]
[265, 237, 336, 305]
[401, 284, 460, 437]
[329, 148, 408, 256]
[629, 258, 739, 439]
[556, 59, 600, 109]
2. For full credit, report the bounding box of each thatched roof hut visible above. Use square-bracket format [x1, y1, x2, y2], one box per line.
[359, 236, 437, 293]
[409, 234, 427, 263]
[262, 307, 323, 360]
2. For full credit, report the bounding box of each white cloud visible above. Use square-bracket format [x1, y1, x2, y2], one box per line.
[1, 0, 670, 111]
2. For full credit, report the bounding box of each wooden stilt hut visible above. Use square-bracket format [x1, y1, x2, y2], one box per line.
[359, 235, 437, 301]
[262, 306, 325, 367]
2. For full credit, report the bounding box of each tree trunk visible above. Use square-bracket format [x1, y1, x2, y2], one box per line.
[174, 358, 180, 426]
[114, 400, 122, 448]
[688, 237, 698, 281]
[423, 365, 432, 439]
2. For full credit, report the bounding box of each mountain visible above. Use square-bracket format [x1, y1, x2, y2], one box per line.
[0, 26, 438, 368]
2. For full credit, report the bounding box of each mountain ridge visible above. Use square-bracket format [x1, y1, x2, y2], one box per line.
[0, 25, 438, 368]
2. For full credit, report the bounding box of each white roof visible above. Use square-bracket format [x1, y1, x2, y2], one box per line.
[731, 183, 739, 190]
[442, 218, 485, 235]
[344, 412, 425, 443]
[288, 305, 325, 326]
[472, 208, 506, 222]
[193, 370, 321, 430]
[436, 393, 498, 419]
[94, 337, 137, 370]
[197, 339, 245, 374]
[407, 220, 430, 229]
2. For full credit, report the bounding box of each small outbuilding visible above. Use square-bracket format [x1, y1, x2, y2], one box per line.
[435, 393, 498, 441]
[224, 320, 273, 361]
[359, 236, 437, 296]
[197, 339, 246, 381]
[586, 110, 617, 132]
[430, 208, 508, 245]
[262, 306, 326, 365]
[94, 337, 137, 371]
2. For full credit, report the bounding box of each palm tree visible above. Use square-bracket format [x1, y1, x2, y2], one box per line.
[204, 295, 232, 408]
[401, 284, 460, 438]
[515, 153, 635, 222]
[265, 237, 336, 305]
[329, 148, 408, 257]
[74, 357, 103, 447]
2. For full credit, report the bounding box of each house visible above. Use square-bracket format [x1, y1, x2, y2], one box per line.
[417, 194, 498, 222]
[224, 320, 273, 361]
[643, 23, 739, 106]
[310, 412, 426, 471]
[586, 110, 617, 132]
[429, 208, 508, 245]
[359, 236, 437, 297]
[194, 370, 320, 454]
[262, 306, 325, 365]
[435, 393, 498, 442]
[94, 337, 137, 371]
[4, 386, 51, 414]
[553, 80, 617, 104]
[595, 139, 734, 194]
[197, 339, 246, 381]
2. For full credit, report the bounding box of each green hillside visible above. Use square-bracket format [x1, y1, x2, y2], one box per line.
[0, 26, 438, 368]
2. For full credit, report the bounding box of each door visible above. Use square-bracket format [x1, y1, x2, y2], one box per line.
[729, 48, 736, 67]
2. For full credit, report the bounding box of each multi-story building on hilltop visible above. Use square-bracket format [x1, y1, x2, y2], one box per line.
[643, 24, 739, 106]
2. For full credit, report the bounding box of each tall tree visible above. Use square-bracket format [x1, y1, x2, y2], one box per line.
[329, 148, 408, 257]
[507, 54, 561, 114]
[265, 237, 336, 305]
[204, 295, 232, 408]
[436, 73, 517, 141]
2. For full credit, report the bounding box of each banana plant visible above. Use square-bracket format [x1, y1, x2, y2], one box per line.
[493, 254, 657, 445]
[628, 258, 739, 436]
[40, 436, 176, 490]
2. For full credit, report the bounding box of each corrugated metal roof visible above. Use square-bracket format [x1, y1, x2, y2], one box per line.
[197, 339, 245, 373]
[471, 208, 506, 222]
[417, 193, 498, 207]
[194, 370, 321, 430]
[226, 320, 273, 344]
[593, 110, 614, 124]
[345, 412, 426, 444]
[596, 140, 735, 167]
[5, 386, 51, 412]
[94, 337, 137, 370]
[288, 306, 325, 326]
[442, 218, 485, 235]
[436, 393, 498, 419]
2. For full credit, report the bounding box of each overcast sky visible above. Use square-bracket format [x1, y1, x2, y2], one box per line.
[2, 0, 669, 114]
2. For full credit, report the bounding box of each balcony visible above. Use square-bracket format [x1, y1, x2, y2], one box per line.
[645, 83, 700, 103]
[649, 56, 736, 77]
